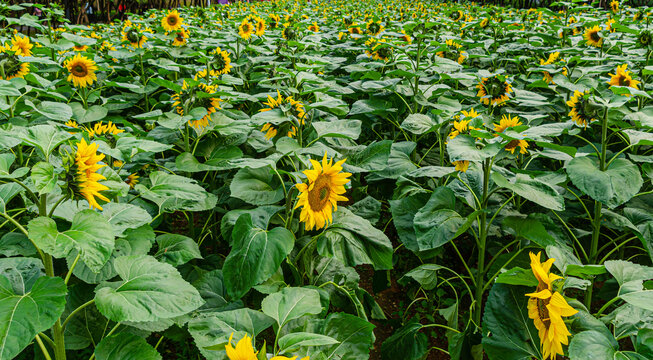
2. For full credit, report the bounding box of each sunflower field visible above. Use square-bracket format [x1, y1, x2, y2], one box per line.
[1, 0, 653, 359]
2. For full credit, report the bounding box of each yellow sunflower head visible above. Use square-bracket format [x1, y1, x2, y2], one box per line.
[308, 22, 320, 32]
[0, 46, 30, 80]
[10, 34, 33, 57]
[73, 44, 88, 52]
[494, 114, 522, 133]
[566, 90, 598, 128]
[607, 64, 641, 93]
[65, 54, 98, 88]
[189, 83, 222, 129]
[69, 138, 110, 210]
[172, 29, 189, 47]
[525, 252, 577, 360]
[239, 20, 254, 39]
[610, 0, 619, 13]
[162, 10, 183, 32]
[122, 24, 148, 48]
[505, 139, 529, 154]
[453, 160, 469, 172]
[583, 25, 603, 47]
[255, 18, 266, 36]
[476, 76, 513, 106]
[126, 173, 139, 189]
[295, 152, 352, 231]
[225, 333, 257, 360]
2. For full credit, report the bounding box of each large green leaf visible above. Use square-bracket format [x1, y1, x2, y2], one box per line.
[0, 258, 44, 295]
[31, 162, 57, 194]
[154, 233, 202, 266]
[18, 124, 72, 159]
[568, 330, 647, 360]
[94, 255, 204, 322]
[28, 210, 115, 272]
[0, 153, 28, 179]
[566, 157, 642, 209]
[317, 207, 393, 270]
[100, 203, 152, 237]
[0, 183, 24, 213]
[261, 287, 323, 327]
[492, 173, 565, 211]
[380, 320, 428, 360]
[447, 135, 502, 162]
[229, 166, 285, 206]
[135, 171, 217, 212]
[95, 333, 161, 360]
[223, 214, 295, 299]
[278, 332, 339, 354]
[304, 313, 375, 360]
[0, 276, 67, 360]
[413, 187, 465, 251]
[482, 283, 542, 360]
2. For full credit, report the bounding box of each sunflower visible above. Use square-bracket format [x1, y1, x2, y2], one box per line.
[271, 357, 309, 360]
[100, 41, 116, 52]
[0, 46, 30, 80]
[566, 90, 597, 128]
[525, 252, 578, 360]
[73, 44, 88, 52]
[477, 76, 513, 106]
[450, 10, 463, 21]
[65, 54, 98, 88]
[255, 18, 266, 36]
[607, 64, 641, 93]
[259, 91, 306, 139]
[505, 139, 529, 154]
[365, 38, 391, 61]
[308, 22, 320, 32]
[610, 0, 619, 13]
[86, 121, 124, 138]
[583, 25, 603, 47]
[71, 138, 110, 210]
[10, 35, 33, 57]
[125, 173, 139, 189]
[269, 14, 280, 28]
[480, 18, 490, 28]
[171, 80, 191, 116]
[172, 28, 189, 47]
[191, 83, 222, 129]
[239, 20, 254, 39]
[366, 20, 384, 36]
[437, 39, 466, 64]
[225, 333, 257, 360]
[399, 30, 412, 43]
[453, 160, 469, 172]
[282, 26, 297, 41]
[162, 10, 183, 32]
[494, 114, 522, 133]
[121, 24, 149, 48]
[638, 30, 652, 48]
[295, 152, 352, 231]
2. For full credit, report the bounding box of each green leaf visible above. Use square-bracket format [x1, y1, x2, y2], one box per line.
[135, 171, 217, 212]
[318, 207, 393, 270]
[342, 141, 392, 173]
[566, 157, 642, 209]
[0, 153, 28, 179]
[0, 276, 67, 360]
[311, 93, 349, 116]
[28, 210, 115, 272]
[495, 267, 538, 287]
[0, 233, 36, 257]
[492, 173, 565, 211]
[25, 100, 73, 121]
[154, 234, 202, 266]
[412, 187, 464, 251]
[70, 103, 108, 124]
[31, 162, 57, 194]
[482, 283, 542, 360]
[278, 332, 339, 353]
[261, 287, 322, 327]
[304, 313, 375, 360]
[447, 135, 502, 162]
[380, 320, 428, 360]
[401, 114, 436, 135]
[569, 330, 647, 360]
[401, 264, 443, 290]
[0, 183, 24, 213]
[313, 120, 362, 140]
[223, 215, 294, 299]
[19, 124, 72, 159]
[0, 257, 44, 294]
[229, 166, 285, 206]
[95, 333, 162, 360]
[636, 328, 653, 358]
[220, 205, 283, 243]
[100, 202, 152, 237]
[94, 255, 204, 322]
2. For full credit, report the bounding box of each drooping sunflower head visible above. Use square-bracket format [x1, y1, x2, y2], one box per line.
[162, 10, 183, 32]
[566, 90, 599, 128]
[525, 252, 577, 360]
[437, 39, 466, 64]
[85, 121, 124, 138]
[65, 53, 98, 88]
[480, 17, 490, 28]
[282, 26, 297, 41]
[171, 80, 191, 116]
[258, 92, 306, 139]
[295, 152, 352, 231]
[122, 24, 148, 48]
[238, 20, 254, 39]
[0, 46, 30, 80]
[269, 14, 280, 28]
[225, 333, 258, 360]
[399, 30, 412, 43]
[476, 76, 513, 107]
[10, 34, 33, 57]
[190, 83, 222, 129]
[505, 139, 529, 154]
[608, 64, 641, 92]
[67, 138, 110, 210]
[583, 25, 603, 47]
[638, 30, 652, 48]
[450, 10, 463, 21]
[125, 173, 139, 189]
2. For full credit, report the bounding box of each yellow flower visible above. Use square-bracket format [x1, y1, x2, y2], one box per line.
[65, 120, 79, 128]
[225, 333, 257, 360]
[113, 160, 123, 168]
[295, 152, 351, 231]
[271, 357, 309, 360]
[453, 160, 469, 172]
[610, 0, 619, 13]
[255, 18, 266, 36]
[525, 252, 578, 360]
[73, 44, 88, 52]
[126, 173, 139, 189]
[239, 20, 254, 39]
[308, 22, 320, 32]
[259, 91, 306, 139]
[494, 114, 522, 133]
[162, 10, 183, 32]
[65, 54, 98, 88]
[0, 46, 29, 80]
[566, 90, 596, 128]
[399, 30, 412, 43]
[505, 139, 529, 154]
[122, 24, 150, 48]
[366, 20, 384, 36]
[74, 139, 110, 210]
[86, 121, 124, 138]
[477, 76, 513, 106]
[583, 25, 603, 47]
[172, 29, 190, 47]
[608, 64, 641, 93]
[10, 35, 33, 57]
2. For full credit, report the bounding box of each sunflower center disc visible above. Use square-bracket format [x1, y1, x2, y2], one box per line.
[73, 65, 87, 77]
[308, 175, 330, 211]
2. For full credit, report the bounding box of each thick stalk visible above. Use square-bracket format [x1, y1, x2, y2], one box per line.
[412, 37, 422, 113]
[585, 107, 609, 309]
[473, 158, 491, 326]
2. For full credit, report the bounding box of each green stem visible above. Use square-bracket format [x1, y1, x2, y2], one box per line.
[64, 253, 81, 285]
[35, 334, 53, 360]
[473, 158, 491, 326]
[595, 296, 620, 317]
[62, 299, 95, 329]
